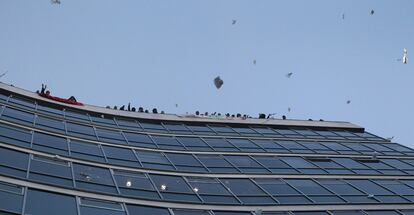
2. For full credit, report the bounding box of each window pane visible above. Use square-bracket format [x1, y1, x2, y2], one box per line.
[124, 132, 155, 148]
[73, 163, 117, 194]
[0, 124, 31, 148]
[102, 145, 140, 167]
[255, 179, 299, 195]
[317, 179, 363, 195]
[220, 179, 266, 195]
[66, 122, 97, 140]
[69, 140, 105, 162]
[32, 132, 68, 155]
[29, 155, 72, 187]
[280, 157, 317, 169]
[0, 147, 29, 178]
[80, 197, 126, 215]
[0, 182, 23, 214]
[127, 204, 170, 215]
[25, 189, 77, 215]
[96, 128, 126, 144]
[1, 107, 34, 125]
[346, 180, 392, 195]
[286, 179, 332, 195]
[35, 115, 66, 134]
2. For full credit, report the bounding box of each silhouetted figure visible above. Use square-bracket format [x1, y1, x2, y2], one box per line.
[212, 112, 216, 116]
[128, 103, 131, 111]
[131, 107, 136, 112]
[144, 109, 149, 113]
[217, 113, 221, 116]
[236, 113, 241, 117]
[45, 90, 50, 96]
[205, 112, 208, 116]
[226, 113, 230, 117]
[152, 108, 158, 114]
[138, 107, 144, 112]
[231, 114, 235, 117]
[282, 115, 286, 120]
[308, 119, 313, 121]
[106, 106, 111, 109]
[161, 111, 165, 114]
[259, 113, 266, 119]
[319, 119, 324, 121]
[195, 111, 200, 115]
[113, 106, 118, 110]
[41, 84, 47, 94]
[68, 96, 77, 103]
[120, 105, 125, 111]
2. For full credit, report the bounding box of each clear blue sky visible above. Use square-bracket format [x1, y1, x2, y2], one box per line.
[0, 1, 413, 147]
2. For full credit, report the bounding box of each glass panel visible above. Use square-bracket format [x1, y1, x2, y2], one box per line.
[227, 138, 262, 151]
[163, 123, 190, 133]
[203, 137, 238, 151]
[8, 96, 35, 109]
[375, 180, 414, 195]
[29, 155, 72, 187]
[150, 174, 193, 193]
[123, 132, 155, 148]
[255, 179, 300, 195]
[331, 211, 365, 215]
[280, 157, 317, 169]
[102, 145, 140, 167]
[346, 180, 393, 195]
[25, 189, 77, 215]
[173, 209, 210, 215]
[276, 140, 306, 149]
[286, 179, 332, 195]
[0, 124, 32, 148]
[115, 118, 141, 130]
[69, 140, 105, 162]
[139, 122, 167, 132]
[90, 115, 117, 127]
[65, 109, 90, 122]
[317, 179, 364, 195]
[66, 122, 97, 140]
[36, 104, 64, 116]
[79, 197, 126, 215]
[135, 151, 174, 170]
[321, 142, 351, 151]
[220, 179, 266, 195]
[35, 115, 66, 134]
[1, 107, 34, 125]
[364, 211, 400, 215]
[225, 156, 262, 168]
[126, 204, 171, 215]
[0, 147, 29, 178]
[0, 182, 23, 214]
[208, 124, 237, 134]
[96, 128, 126, 144]
[151, 135, 185, 150]
[177, 137, 211, 149]
[73, 163, 117, 194]
[165, 153, 203, 167]
[32, 132, 68, 155]
[332, 158, 369, 169]
[186, 125, 215, 134]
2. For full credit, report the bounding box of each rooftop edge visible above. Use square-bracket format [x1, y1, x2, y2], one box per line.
[0, 82, 364, 132]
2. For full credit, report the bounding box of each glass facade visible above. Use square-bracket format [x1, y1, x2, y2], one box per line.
[1, 88, 414, 214]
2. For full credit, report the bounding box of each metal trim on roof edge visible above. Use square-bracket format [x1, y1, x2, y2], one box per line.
[0, 82, 364, 131]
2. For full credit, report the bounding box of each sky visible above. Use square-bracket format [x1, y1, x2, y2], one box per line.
[0, 1, 413, 147]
